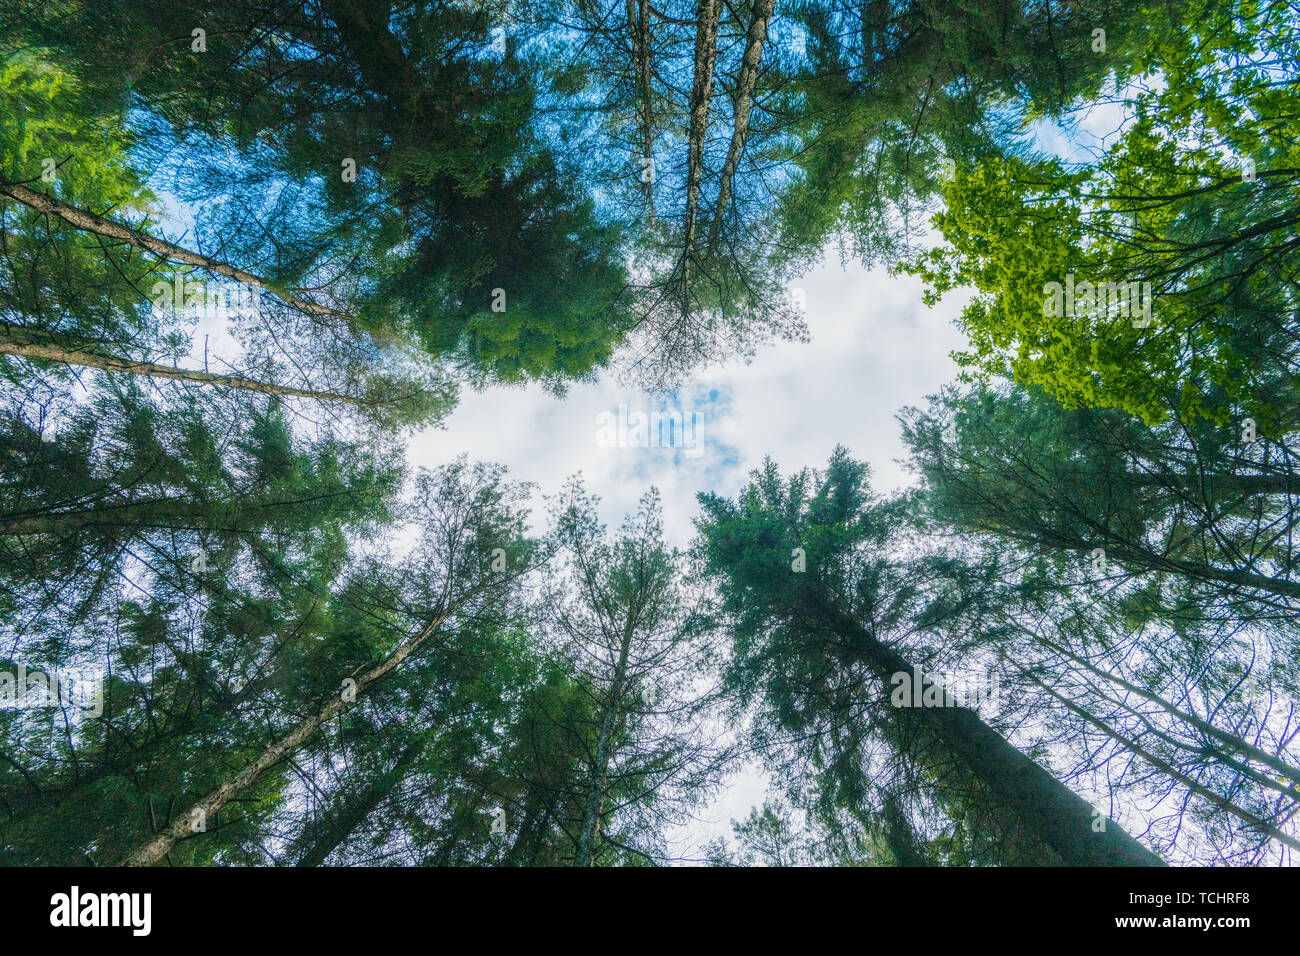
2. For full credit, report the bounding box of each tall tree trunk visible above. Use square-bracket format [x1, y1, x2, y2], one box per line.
[629, 0, 657, 223]
[0, 325, 370, 404]
[122, 600, 464, 866]
[0, 179, 353, 322]
[711, 0, 775, 234]
[829, 610, 1164, 865]
[573, 625, 634, 867]
[680, 0, 721, 296]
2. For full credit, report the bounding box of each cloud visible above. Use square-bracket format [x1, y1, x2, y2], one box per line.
[407, 256, 971, 857]
[408, 258, 968, 548]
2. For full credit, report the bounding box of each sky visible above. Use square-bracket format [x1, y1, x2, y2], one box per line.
[405, 256, 972, 855]
[407, 260, 970, 552]
[148, 74, 1133, 859]
[398, 89, 1137, 858]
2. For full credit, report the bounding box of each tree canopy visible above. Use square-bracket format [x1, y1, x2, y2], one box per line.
[0, 0, 1295, 868]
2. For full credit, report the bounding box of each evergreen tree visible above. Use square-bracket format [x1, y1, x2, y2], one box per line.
[545, 479, 730, 865]
[694, 448, 1163, 865]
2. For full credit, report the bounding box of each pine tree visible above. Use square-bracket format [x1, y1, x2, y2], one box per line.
[695, 448, 1164, 865]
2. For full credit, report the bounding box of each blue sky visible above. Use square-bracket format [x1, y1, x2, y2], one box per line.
[137, 65, 1139, 858]
[405, 254, 972, 853]
[398, 84, 1140, 856]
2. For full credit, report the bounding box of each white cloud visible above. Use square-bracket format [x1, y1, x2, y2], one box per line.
[406, 256, 973, 859]
[408, 258, 968, 546]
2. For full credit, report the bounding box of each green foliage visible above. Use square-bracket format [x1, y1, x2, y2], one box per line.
[906, 0, 1300, 426]
[0, 0, 1294, 867]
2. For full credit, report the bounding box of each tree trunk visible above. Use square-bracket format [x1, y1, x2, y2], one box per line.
[629, 0, 657, 223]
[680, 0, 721, 294]
[0, 326, 369, 404]
[711, 0, 775, 233]
[831, 611, 1164, 865]
[0, 179, 353, 322]
[573, 625, 634, 867]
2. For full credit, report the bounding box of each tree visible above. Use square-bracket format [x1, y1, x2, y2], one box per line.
[902, 384, 1300, 610]
[0, 382, 403, 863]
[772, 0, 1163, 268]
[115, 457, 540, 865]
[533, 0, 808, 388]
[546, 479, 729, 865]
[900, 384, 1300, 860]
[904, 0, 1299, 426]
[695, 447, 1163, 865]
[0, 37, 451, 429]
[5, 1, 635, 403]
[706, 794, 909, 866]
